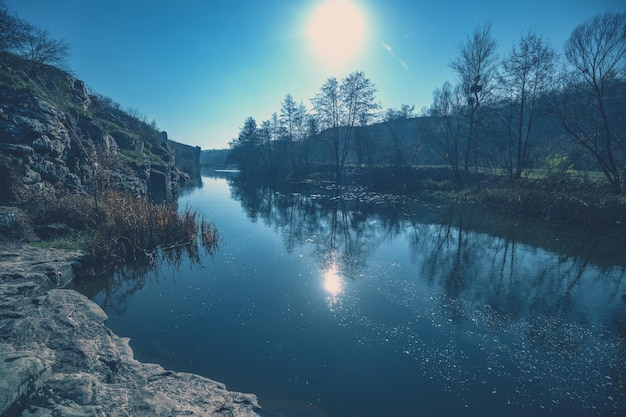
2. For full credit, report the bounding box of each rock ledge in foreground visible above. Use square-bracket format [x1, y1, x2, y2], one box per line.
[0, 243, 261, 417]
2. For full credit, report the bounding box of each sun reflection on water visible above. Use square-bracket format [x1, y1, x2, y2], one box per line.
[323, 266, 342, 296]
[322, 257, 343, 302]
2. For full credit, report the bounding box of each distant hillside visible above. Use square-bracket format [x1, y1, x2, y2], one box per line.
[200, 148, 233, 168]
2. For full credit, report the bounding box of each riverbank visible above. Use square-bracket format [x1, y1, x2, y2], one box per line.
[0, 242, 261, 417]
[342, 167, 626, 231]
[232, 166, 626, 232]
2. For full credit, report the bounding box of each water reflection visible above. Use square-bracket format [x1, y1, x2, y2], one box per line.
[71, 223, 214, 316]
[322, 252, 343, 299]
[224, 175, 626, 415]
[83, 173, 626, 417]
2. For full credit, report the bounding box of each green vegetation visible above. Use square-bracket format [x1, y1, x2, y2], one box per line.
[29, 231, 91, 251]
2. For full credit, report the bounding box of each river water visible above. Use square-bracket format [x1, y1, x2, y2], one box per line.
[77, 172, 626, 416]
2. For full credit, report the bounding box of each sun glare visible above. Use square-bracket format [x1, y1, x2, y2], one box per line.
[322, 261, 343, 297]
[307, 0, 367, 69]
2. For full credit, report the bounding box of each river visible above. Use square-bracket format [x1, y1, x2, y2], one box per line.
[76, 172, 626, 417]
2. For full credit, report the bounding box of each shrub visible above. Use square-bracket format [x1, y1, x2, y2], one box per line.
[18, 186, 96, 230]
[545, 154, 573, 179]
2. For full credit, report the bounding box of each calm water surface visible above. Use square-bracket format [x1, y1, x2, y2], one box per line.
[77, 173, 626, 417]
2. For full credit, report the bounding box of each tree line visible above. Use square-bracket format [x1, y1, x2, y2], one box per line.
[229, 11, 626, 194]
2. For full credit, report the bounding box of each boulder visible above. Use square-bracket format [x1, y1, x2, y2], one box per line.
[72, 79, 91, 110]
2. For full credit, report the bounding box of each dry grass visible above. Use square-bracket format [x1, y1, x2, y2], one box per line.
[89, 189, 218, 272]
[18, 185, 218, 273]
[470, 178, 626, 229]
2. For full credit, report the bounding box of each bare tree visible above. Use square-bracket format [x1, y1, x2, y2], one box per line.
[23, 26, 69, 70]
[0, 2, 69, 71]
[383, 104, 421, 172]
[558, 12, 626, 193]
[500, 31, 557, 180]
[312, 71, 378, 183]
[0, 1, 27, 54]
[450, 23, 499, 174]
[426, 81, 467, 184]
[280, 93, 300, 177]
[292, 101, 313, 178]
[313, 76, 341, 180]
[385, 104, 415, 121]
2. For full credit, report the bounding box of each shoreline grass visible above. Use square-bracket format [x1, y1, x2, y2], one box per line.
[18, 186, 218, 274]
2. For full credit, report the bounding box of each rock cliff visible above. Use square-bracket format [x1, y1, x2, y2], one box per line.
[0, 243, 261, 417]
[0, 53, 199, 202]
[0, 54, 261, 417]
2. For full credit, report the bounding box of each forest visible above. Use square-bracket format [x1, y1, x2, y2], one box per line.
[229, 12, 626, 201]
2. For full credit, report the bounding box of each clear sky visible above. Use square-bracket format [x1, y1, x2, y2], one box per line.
[5, 0, 625, 150]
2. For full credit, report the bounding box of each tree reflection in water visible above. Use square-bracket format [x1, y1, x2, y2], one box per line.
[81, 174, 626, 415]
[72, 231, 217, 318]
[226, 175, 626, 413]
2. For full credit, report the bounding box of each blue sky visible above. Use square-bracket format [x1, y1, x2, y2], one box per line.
[5, 0, 625, 149]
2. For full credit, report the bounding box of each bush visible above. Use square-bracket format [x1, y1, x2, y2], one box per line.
[19, 187, 96, 230]
[545, 154, 573, 179]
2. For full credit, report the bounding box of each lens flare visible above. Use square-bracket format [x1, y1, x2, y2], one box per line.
[307, 0, 367, 69]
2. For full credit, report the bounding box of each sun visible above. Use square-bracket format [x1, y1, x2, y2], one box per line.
[307, 0, 367, 69]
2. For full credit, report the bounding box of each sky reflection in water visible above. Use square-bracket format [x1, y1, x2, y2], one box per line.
[80, 174, 626, 417]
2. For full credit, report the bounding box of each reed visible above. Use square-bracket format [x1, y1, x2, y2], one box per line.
[89, 189, 218, 272]
[18, 185, 218, 272]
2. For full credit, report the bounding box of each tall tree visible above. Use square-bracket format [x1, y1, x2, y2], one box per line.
[280, 94, 300, 178]
[385, 104, 415, 121]
[426, 82, 467, 184]
[268, 112, 285, 176]
[558, 12, 626, 193]
[500, 31, 557, 180]
[312, 71, 378, 183]
[384, 104, 421, 172]
[230, 117, 262, 175]
[293, 102, 313, 178]
[313, 76, 342, 181]
[258, 112, 284, 178]
[450, 23, 499, 174]
[342, 71, 379, 181]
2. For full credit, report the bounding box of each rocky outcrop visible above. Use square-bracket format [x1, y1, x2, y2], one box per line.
[0, 59, 198, 201]
[167, 136, 202, 180]
[0, 243, 261, 417]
